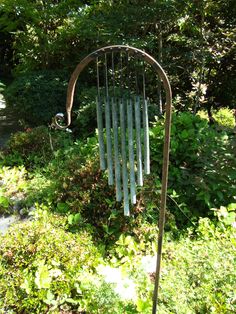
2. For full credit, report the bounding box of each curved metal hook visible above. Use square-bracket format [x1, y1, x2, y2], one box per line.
[53, 45, 172, 130]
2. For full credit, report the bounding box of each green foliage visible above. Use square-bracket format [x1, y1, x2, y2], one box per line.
[0, 112, 235, 313]
[4, 70, 69, 126]
[150, 112, 236, 224]
[211, 203, 236, 229]
[158, 219, 236, 313]
[2, 125, 72, 167]
[0, 194, 10, 214]
[1, 112, 235, 227]
[198, 108, 235, 129]
[110, 217, 236, 313]
[213, 108, 235, 129]
[1, 204, 235, 313]
[1, 0, 235, 115]
[0, 208, 102, 313]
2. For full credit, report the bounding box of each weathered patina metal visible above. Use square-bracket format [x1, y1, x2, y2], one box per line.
[53, 45, 172, 313]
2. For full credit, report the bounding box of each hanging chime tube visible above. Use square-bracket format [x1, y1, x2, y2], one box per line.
[142, 65, 150, 174]
[127, 98, 136, 204]
[104, 54, 114, 185]
[143, 97, 150, 174]
[111, 53, 122, 201]
[120, 99, 129, 216]
[135, 95, 143, 186]
[112, 97, 122, 201]
[96, 58, 106, 170]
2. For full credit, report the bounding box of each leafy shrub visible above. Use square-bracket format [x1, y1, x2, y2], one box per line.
[1, 126, 72, 168]
[213, 108, 235, 129]
[73, 86, 98, 138]
[1, 204, 235, 313]
[150, 112, 236, 223]
[4, 70, 70, 126]
[0, 208, 102, 313]
[1, 111, 235, 227]
[197, 108, 235, 129]
[0, 166, 27, 214]
[157, 219, 236, 313]
[110, 217, 236, 314]
[0, 111, 235, 313]
[4, 69, 101, 137]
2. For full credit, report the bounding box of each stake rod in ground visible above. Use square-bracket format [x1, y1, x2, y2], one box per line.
[152, 89, 172, 312]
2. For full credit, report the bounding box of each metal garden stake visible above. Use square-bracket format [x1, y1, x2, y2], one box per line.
[53, 45, 172, 313]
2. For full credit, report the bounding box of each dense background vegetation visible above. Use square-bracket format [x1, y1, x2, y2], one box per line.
[0, 0, 235, 313]
[0, 111, 235, 313]
[0, 0, 235, 125]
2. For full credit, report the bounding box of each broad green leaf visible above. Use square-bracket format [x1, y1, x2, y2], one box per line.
[35, 262, 52, 289]
[0, 196, 9, 208]
[228, 203, 236, 211]
[68, 214, 74, 225]
[57, 202, 69, 213]
[74, 213, 81, 224]
[20, 278, 31, 294]
[223, 212, 236, 226]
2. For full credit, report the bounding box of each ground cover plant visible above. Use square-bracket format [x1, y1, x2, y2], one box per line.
[0, 110, 235, 313]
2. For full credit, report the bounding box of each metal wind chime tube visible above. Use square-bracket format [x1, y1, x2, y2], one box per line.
[119, 52, 130, 216]
[120, 99, 129, 215]
[126, 55, 136, 205]
[112, 97, 122, 201]
[142, 65, 150, 175]
[104, 53, 114, 186]
[96, 57, 106, 170]
[127, 97, 136, 205]
[134, 95, 143, 187]
[111, 52, 122, 202]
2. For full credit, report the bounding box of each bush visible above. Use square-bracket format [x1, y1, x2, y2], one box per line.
[4, 70, 101, 137]
[214, 108, 235, 129]
[0, 208, 102, 313]
[4, 70, 69, 126]
[1, 111, 235, 226]
[1, 126, 73, 168]
[150, 112, 236, 223]
[197, 108, 235, 129]
[0, 112, 235, 313]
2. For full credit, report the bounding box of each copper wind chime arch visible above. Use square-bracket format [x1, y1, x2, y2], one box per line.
[53, 45, 172, 313]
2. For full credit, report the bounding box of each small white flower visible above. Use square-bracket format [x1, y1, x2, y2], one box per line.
[97, 265, 137, 301]
[97, 265, 122, 284]
[232, 221, 236, 228]
[140, 255, 157, 274]
[114, 278, 137, 301]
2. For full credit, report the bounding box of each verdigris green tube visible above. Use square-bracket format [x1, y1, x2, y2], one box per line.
[104, 53, 114, 186]
[112, 97, 122, 201]
[96, 58, 106, 171]
[120, 99, 130, 216]
[96, 96, 106, 170]
[143, 97, 150, 174]
[105, 96, 114, 185]
[135, 95, 143, 186]
[127, 98, 136, 204]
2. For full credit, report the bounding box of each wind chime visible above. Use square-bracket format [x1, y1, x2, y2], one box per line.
[53, 45, 172, 313]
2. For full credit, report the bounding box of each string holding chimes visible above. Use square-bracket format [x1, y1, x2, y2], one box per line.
[95, 52, 150, 216]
